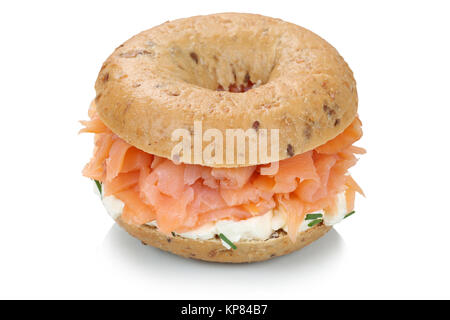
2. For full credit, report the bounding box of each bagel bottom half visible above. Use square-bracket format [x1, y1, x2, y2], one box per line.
[116, 217, 332, 263]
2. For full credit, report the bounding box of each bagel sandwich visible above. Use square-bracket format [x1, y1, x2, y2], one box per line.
[81, 13, 365, 263]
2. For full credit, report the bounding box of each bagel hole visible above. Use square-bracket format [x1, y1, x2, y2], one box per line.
[165, 36, 275, 92]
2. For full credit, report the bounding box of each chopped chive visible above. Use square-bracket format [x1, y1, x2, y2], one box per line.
[305, 213, 323, 220]
[219, 233, 237, 250]
[308, 219, 323, 227]
[344, 211, 355, 219]
[94, 180, 102, 195]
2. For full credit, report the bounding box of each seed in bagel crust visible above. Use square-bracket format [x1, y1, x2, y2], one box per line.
[232, 68, 237, 82]
[323, 103, 336, 117]
[287, 144, 295, 157]
[271, 231, 280, 238]
[102, 73, 109, 83]
[120, 50, 153, 58]
[189, 52, 199, 64]
[252, 120, 260, 131]
[208, 249, 217, 257]
[303, 124, 312, 139]
[244, 72, 251, 84]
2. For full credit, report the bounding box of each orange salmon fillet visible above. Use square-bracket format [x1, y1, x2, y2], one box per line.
[81, 106, 364, 241]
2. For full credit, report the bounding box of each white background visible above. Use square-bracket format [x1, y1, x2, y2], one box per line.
[1, 0, 449, 299]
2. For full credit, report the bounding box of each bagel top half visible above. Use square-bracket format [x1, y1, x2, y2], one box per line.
[94, 13, 357, 167]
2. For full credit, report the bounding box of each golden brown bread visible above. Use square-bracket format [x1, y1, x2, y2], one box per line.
[94, 13, 357, 167]
[117, 216, 332, 263]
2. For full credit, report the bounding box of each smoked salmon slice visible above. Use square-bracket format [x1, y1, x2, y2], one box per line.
[276, 194, 306, 242]
[79, 118, 108, 134]
[121, 147, 153, 173]
[103, 171, 140, 197]
[316, 118, 363, 154]
[116, 188, 156, 225]
[220, 182, 274, 207]
[292, 152, 333, 203]
[271, 151, 319, 193]
[211, 166, 256, 189]
[82, 106, 364, 239]
[82, 133, 114, 181]
[106, 139, 132, 182]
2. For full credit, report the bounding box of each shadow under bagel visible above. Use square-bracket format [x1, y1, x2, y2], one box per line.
[95, 225, 345, 298]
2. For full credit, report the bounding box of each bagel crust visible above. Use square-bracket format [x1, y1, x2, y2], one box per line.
[117, 217, 332, 263]
[95, 13, 358, 167]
